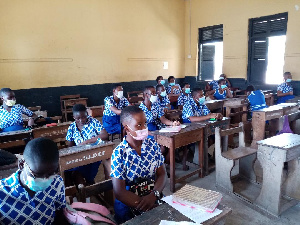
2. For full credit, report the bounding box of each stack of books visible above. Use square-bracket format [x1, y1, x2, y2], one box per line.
[172, 185, 222, 213]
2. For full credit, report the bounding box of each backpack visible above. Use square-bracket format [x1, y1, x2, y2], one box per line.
[63, 202, 117, 225]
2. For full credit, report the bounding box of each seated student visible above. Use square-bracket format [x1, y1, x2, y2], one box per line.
[155, 75, 165, 87]
[211, 79, 233, 100]
[166, 76, 182, 95]
[0, 88, 36, 132]
[103, 84, 130, 134]
[0, 138, 67, 224]
[178, 82, 192, 110]
[205, 74, 232, 92]
[246, 85, 267, 111]
[139, 86, 180, 131]
[110, 106, 167, 223]
[182, 88, 223, 123]
[66, 104, 110, 185]
[277, 72, 295, 103]
[156, 84, 171, 112]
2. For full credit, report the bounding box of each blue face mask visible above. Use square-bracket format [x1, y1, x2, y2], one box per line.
[221, 85, 227, 89]
[160, 90, 167, 97]
[198, 96, 205, 105]
[286, 79, 292, 83]
[160, 80, 165, 85]
[169, 82, 175, 86]
[185, 88, 191, 94]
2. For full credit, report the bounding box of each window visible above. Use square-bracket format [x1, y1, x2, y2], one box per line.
[198, 25, 223, 81]
[247, 13, 288, 84]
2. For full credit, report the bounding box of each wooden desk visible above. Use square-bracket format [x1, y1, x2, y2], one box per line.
[87, 106, 104, 118]
[164, 110, 182, 122]
[32, 122, 71, 139]
[256, 133, 300, 216]
[59, 142, 114, 181]
[264, 93, 274, 106]
[0, 130, 32, 150]
[205, 100, 224, 113]
[62, 98, 88, 121]
[153, 123, 205, 192]
[223, 98, 245, 107]
[196, 118, 231, 175]
[123, 203, 232, 225]
[251, 103, 299, 148]
[225, 103, 248, 124]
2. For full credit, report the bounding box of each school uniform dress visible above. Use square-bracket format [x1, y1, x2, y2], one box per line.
[209, 80, 219, 90]
[66, 116, 105, 184]
[277, 83, 295, 103]
[0, 104, 33, 132]
[214, 89, 227, 100]
[102, 96, 129, 134]
[182, 98, 210, 123]
[177, 93, 192, 107]
[247, 90, 267, 111]
[0, 171, 66, 225]
[110, 137, 165, 223]
[139, 102, 164, 131]
[157, 96, 170, 108]
[166, 84, 182, 95]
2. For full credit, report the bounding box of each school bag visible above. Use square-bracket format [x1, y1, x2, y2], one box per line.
[63, 202, 116, 225]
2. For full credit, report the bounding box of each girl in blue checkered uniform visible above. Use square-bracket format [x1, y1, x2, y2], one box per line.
[277, 72, 295, 103]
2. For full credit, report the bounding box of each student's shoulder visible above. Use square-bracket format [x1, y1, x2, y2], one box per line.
[144, 137, 159, 148]
[0, 171, 20, 193]
[104, 96, 113, 101]
[112, 139, 128, 155]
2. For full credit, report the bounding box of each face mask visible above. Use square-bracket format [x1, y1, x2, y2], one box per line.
[221, 85, 227, 89]
[150, 95, 158, 103]
[6, 99, 16, 107]
[185, 88, 191, 94]
[198, 96, 205, 105]
[128, 126, 148, 141]
[116, 91, 123, 99]
[169, 82, 175, 86]
[25, 171, 55, 192]
[219, 77, 225, 80]
[160, 80, 165, 85]
[160, 91, 167, 97]
[286, 79, 292, 83]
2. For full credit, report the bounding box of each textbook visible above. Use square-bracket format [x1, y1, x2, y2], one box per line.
[172, 185, 222, 213]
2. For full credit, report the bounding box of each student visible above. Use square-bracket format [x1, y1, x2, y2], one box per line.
[211, 79, 233, 100]
[246, 85, 267, 111]
[178, 82, 192, 110]
[166, 76, 182, 95]
[205, 74, 232, 92]
[110, 106, 167, 223]
[139, 86, 180, 131]
[0, 88, 36, 132]
[66, 104, 110, 185]
[182, 88, 223, 123]
[0, 138, 67, 224]
[156, 84, 171, 112]
[277, 72, 295, 103]
[102, 84, 130, 134]
[155, 75, 165, 87]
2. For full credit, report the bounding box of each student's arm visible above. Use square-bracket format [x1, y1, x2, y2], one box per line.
[112, 178, 142, 208]
[189, 113, 222, 122]
[136, 165, 167, 211]
[66, 125, 76, 147]
[205, 82, 212, 91]
[78, 130, 109, 145]
[67, 141, 76, 147]
[53, 209, 69, 225]
[225, 78, 232, 87]
[277, 90, 293, 97]
[226, 88, 233, 98]
[109, 106, 122, 115]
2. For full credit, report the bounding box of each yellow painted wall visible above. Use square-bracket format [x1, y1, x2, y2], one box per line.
[0, 0, 185, 90]
[185, 0, 300, 80]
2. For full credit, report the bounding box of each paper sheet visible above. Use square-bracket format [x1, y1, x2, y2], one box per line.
[162, 195, 222, 224]
[159, 220, 199, 225]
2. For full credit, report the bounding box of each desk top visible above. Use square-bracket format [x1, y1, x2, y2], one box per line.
[0, 130, 31, 137]
[59, 141, 114, 157]
[255, 103, 298, 112]
[197, 117, 230, 126]
[257, 133, 300, 149]
[153, 123, 205, 138]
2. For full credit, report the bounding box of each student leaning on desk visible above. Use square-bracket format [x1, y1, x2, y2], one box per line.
[0, 88, 37, 132]
[0, 138, 68, 225]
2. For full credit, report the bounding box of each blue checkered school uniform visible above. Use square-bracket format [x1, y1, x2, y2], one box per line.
[247, 90, 267, 111]
[214, 89, 227, 100]
[0, 171, 66, 225]
[66, 116, 104, 183]
[103, 96, 129, 117]
[177, 93, 192, 106]
[166, 84, 182, 95]
[157, 96, 170, 108]
[110, 137, 164, 223]
[0, 105, 33, 131]
[277, 83, 295, 103]
[209, 80, 219, 90]
[182, 98, 210, 123]
[139, 102, 164, 131]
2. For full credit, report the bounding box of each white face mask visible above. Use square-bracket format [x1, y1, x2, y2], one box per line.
[6, 99, 16, 107]
[150, 95, 158, 103]
[116, 91, 123, 99]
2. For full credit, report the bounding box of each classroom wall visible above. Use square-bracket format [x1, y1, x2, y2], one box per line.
[0, 0, 185, 90]
[184, 0, 300, 81]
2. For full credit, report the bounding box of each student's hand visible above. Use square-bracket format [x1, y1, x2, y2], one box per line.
[28, 118, 35, 126]
[215, 113, 223, 120]
[163, 107, 169, 113]
[172, 121, 181, 126]
[136, 192, 156, 212]
[289, 91, 293, 95]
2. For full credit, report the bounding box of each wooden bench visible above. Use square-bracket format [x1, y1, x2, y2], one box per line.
[0, 130, 32, 152]
[215, 123, 257, 193]
[127, 91, 143, 105]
